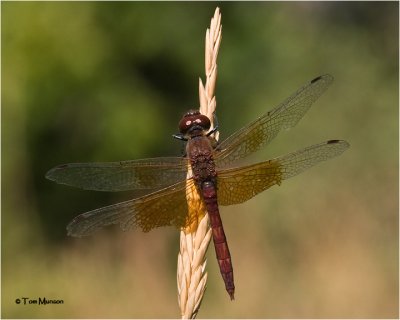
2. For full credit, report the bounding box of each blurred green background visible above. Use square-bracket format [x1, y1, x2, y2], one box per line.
[2, 2, 398, 318]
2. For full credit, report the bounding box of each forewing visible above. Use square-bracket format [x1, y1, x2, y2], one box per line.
[217, 140, 349, 205]
[46, 157, 188, 192]
[215, 75, 334, 167]
[66, 179, 196, 237]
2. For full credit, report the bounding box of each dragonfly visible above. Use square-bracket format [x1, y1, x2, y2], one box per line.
[46, 74, 349, 300]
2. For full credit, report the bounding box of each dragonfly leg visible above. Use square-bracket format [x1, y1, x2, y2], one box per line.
[172, 133, 187, 141]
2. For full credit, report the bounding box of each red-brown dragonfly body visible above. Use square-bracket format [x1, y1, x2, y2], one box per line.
[46, 75, 349, 299]
[180, 110, 235, 298]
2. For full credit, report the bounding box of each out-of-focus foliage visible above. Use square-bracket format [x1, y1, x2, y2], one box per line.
[2, 2, 398, 318]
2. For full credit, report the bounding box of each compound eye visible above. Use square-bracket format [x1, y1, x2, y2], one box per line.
[195, 114, 211, 130]
[178, 116, 193, 134]
[178, 111, 211, 134]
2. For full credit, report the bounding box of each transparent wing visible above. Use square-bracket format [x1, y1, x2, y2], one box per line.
[215, 75, 334, 168]
[217, 140, 349, 205]
[46, 157, 188, 192]
[66, 179, 197, 237]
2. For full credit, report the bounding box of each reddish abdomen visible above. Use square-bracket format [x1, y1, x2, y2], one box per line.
[202, 181, 235, 300]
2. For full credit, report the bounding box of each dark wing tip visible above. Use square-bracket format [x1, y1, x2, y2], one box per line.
[327, 139, 340, 144]
[311, 76, 322, 83]
[327, 139, 350, 147]
[311, 74, 334, 84]
[311, 75, 322, 83]
[327, 140, 350, 154]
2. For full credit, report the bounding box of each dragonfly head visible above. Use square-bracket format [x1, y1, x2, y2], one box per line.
[178, 110, 211, 138]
